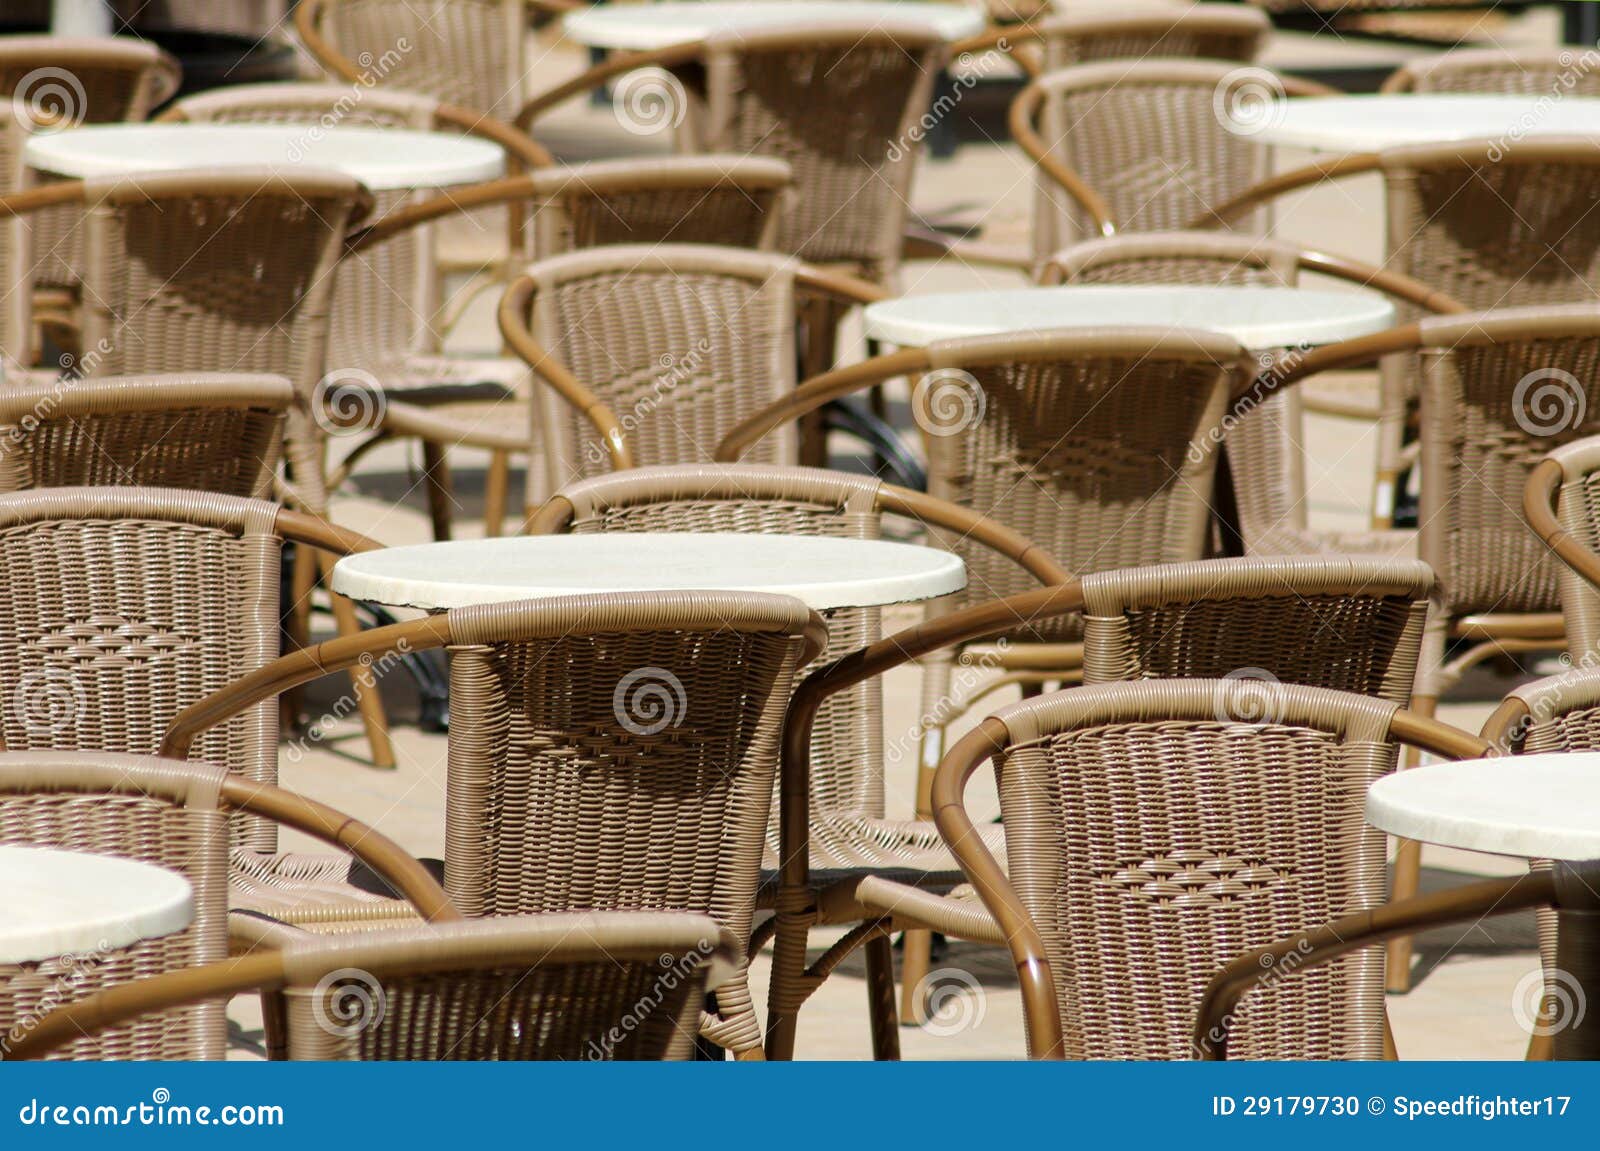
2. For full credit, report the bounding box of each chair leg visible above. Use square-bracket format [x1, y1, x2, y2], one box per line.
[319, 551, 396, 770]
[902, 644, 957, 1024]
[261, 990, 289, 1061]
[899, 929, 934, 1028]
[864, 932, 902, 1060]
[1386, 693, 1437, 993]
[421, 440, 455, 541]
[764, 898, 814, 1061]
[284, 543, 318, 731]
[483, 449, 511, 538]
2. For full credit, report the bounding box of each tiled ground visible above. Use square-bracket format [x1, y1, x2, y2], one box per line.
[235, 18, 1571, 1059]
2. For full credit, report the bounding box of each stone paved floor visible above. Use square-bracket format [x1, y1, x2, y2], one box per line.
[231, 18, 1570, 1059]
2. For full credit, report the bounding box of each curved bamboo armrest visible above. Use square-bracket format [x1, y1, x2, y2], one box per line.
[1192, 152, 1382, 231]
[1524, 457, 1600, 606]
[1195, 871, 1554, 1059]
[161, 616, 455, 761]
[950, 26, 1041, 78]
[877, 484, 1071, 584]
[793, 264, 888, 306]
[1296, 249, 1467, 315]
[715, 348, 931, 462]
[497, 275, 633, 470]
[434, 102, 554, 170]
[1481, 693, 1532, 754]
[901, 225, 1033, 271]
[1008, 81, 1116, 238]
[0, 181, 87, 218]
[347, 174, 540, 252]
[514, 40, 706, 133]
[218, 775, 459, 925]
[1253, 321, 1426, 396]
[274, 508, 383, 558]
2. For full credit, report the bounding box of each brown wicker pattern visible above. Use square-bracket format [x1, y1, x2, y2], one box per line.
[991, 681, 1395, 1059]
[524, 245, 800, 488]
[439, 591, 818, 1055]
[72, 170, 369, 513]
[696, 24, 945, 281]
[0, 373, 290, 498]
[1383, 48, 1600, 96]
[0, 755, 229, 1060]
[1038, 6, 1269, 70]
[1542, 436, 1600, 657]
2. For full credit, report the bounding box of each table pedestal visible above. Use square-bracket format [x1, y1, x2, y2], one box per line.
[1554, 861, 1600, 1061]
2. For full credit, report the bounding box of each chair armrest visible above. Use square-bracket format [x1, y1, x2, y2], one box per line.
[1296, 249, 1467, 315]
[346, 176, 538, 252]
[1008, 80, 1116, 238]
[434, 103, 554, 170]
[1524, 456, 1600, 606]
[513, 41, 705, 133]
[274, 508, 383, 558]
[1193, 152, 1381, 231]
[902, 225, 1034, 272]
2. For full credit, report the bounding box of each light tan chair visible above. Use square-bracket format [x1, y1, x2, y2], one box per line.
[159, 591, 826, 1059]
[1382, 47, 1600, 95]
[1208, 138, 1600, 529]
[1023, 5, 1271, 76]
[1271, 305, 1600, 987]
[769, 554, 1434, 1054]
[1045, 230, 1466, 545]
[1526, 434, 1600, 661]
[933, 680, 1490, 1058]
[0, 751, 455, 1061]
[9, 911, 729, 1062]
[1010, 60, 1334, 264]
[0, 372, 291, 497]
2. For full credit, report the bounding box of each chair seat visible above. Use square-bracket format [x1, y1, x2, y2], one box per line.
[229, 850, 417, 934]
[380, 394, 533, 454]
[765, 814, 1006, 879]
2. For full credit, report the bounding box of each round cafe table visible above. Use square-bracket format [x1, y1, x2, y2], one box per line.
[1250, 94, 1600, 154]
[863, 284, 1396, 351]
[1367, 753, 1600, 1060]
[564, 1, 987, 49]
[23, 123, 505, 191]
[0, 845, 193, 965]
[331, 532, 967, 613]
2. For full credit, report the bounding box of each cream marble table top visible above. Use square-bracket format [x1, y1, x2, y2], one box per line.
[25, 123, 505, 192]
[1247, 94, 1600, 153]
[863, 285, 1396, 351]
[332, 532, 967, 613]
[1366, 752, 1600, 861]
[0, 845, 194, 965]
[564, 1, 986, 49]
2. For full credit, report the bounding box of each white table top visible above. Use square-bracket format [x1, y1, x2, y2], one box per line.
[25, 124, 505, 191]
[564, 1, 986, 49]
[0, 846, 194, 965]
[1366, 753, 1600, 861]
[332, 532, 966, 612]
[863, 285, 1396, 351]
[1252, 95, 1600, 153]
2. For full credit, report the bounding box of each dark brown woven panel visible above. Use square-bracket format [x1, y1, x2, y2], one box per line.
[1071, 257, 1283, 288]
[1051, 29, 1263, 67]
[286, 963, 699, 1060]
[0, 517, 279, 849]
[0, 792, 228, 1059]
[1428, 339, 1600, 616]
[1000, 722, 1390, 1059]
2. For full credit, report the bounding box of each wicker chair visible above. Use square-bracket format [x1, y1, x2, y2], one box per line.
[159, 591, 826, 1059]
[528, 462, 1070, 1050]
[0, 36, 181, 367]
[1271, 305, 1600, 987]
[1036, 5, 1269, 73]
[9, 911, 732, 1062]
[1381, 47, 1600, 95]
[768, 554, 1433, 1054]
[931, 680, 1491, 1058]
[0, 373, 290, 497]
[1010, 60, 1334, 265]
[329, 159, 794, 537]
[1207, 138, 1600, 531]
[0, 751, 456, 1061]
[1526, 435, 1600, 661]
[1045, 230, 1467, 542]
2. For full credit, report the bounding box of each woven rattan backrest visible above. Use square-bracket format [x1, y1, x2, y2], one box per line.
[166, 84, 441, 377]
[544, 464, 887, 822]
[305, 0, 527, 120]
[1080, 556, 1432, 704]
[1385, 49, 1600, 95]
[1544, 436, 1600, 656]
[1416, 309, 1600, 619]
[0, 489, 282, 851]
[74, 169, 369, 513]
[279, 913, 726, 1060]
[528, 157, 791, 260]
[990, 680, 1398, 1059]
[0, 753, 229, 1060]
[440, 591, 814, 941]
[696, 24, 945, 280]
[1039, 6, 1270, 70]
[923, 328, 1240, 638]
[1030, 60, 1279, 262]
[525, 244, 800, 488]
[1047, 233, 1308, 546]
[0, 373, 290, 497]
